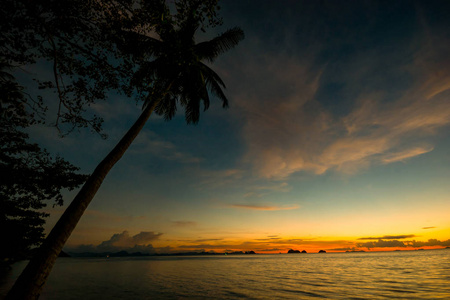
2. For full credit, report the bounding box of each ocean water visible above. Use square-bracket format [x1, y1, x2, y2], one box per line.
[1, 249, 449, 299]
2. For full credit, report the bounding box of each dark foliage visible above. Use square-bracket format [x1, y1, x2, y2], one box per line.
[0, 63, 87, 265]
[0, 0, 137, 137]
[0, 0, 228, 136]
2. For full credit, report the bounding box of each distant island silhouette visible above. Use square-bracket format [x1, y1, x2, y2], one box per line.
[67, 250, 258, 257]
[287, 249, 307, 253]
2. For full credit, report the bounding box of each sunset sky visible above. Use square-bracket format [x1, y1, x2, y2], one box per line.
[30, 0, 450, 254]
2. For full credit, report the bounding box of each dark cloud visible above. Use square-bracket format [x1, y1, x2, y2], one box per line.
[357, 240, 407, 249]
[357, 239, 450, 249]
[358, 235, 416, 240]
[422, 226, 436, 229]
[179, 243, 235, 250]
[408, 239, 450, 248]
[67, 231, 162, 253]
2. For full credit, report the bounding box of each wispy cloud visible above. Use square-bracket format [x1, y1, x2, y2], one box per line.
[130, 131, 201, 163]
[194, 238, 223, 242]
[358, 235, 416, 240]
[196, 168, 245, 189]
[422, 226, 436, 230]
[381, 147, 434, 164]
[172, 221, 197, 227]
[229, 23, 450, 179]
[244, 182, 291, 198]
[229, 204, 299, 211]
[232, 54, 328, 179]
[90, 96, 137, 121]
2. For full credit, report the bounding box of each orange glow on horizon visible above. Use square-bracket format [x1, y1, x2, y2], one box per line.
[161, 233, 450, 254]
[166, 245, 448, 254]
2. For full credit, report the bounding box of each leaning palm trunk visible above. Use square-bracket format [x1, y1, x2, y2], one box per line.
[6, 98, 160, 300]
[7, 5, 244, 295]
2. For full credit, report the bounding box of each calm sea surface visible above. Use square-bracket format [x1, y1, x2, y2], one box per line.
[1, 249, 449, 299]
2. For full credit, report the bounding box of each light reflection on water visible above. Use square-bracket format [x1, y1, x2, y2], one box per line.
[1, 249, 449, 299]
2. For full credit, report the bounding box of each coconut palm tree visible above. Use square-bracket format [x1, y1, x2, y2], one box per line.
[7, 3, 244, 299]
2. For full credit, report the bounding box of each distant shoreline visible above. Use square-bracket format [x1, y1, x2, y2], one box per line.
[63, 247, 449, 258]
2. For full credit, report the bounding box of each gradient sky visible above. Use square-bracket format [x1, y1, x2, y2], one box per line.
[28, 0, 450, 253]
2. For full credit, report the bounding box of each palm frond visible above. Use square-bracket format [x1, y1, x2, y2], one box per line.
[195, 27, 244, 62]
[132, 58, 167, 88]
[135, 34, 164, 59]
[0, 61, 15, 82]
[190, 66, 211, 111]
[199, 63, 228, 108]
[121, 31, 164, 60]
[154, 93, 177, 121]
[198, 71, 210, 111]
[185, 95, 200, 124]
[199, 63, 226, 87]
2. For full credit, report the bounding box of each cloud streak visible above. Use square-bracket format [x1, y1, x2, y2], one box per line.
[172, 221, 197, 227]
[230, 204, 299, 211]
[381, 147, 434, 164]
[131, 131, 201, 163]
[358, 235, 416, 240]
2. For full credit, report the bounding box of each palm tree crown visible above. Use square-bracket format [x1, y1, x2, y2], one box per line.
[131, 8, 244, 124]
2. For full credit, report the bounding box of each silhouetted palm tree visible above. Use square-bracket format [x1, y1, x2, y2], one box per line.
[7, 5, 244, 300]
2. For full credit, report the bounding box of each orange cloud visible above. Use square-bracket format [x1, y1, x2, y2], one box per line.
[382, 146, 434, 164]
